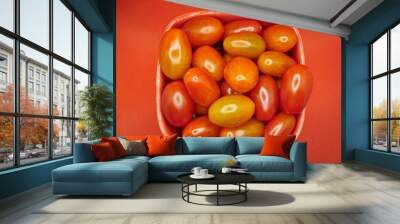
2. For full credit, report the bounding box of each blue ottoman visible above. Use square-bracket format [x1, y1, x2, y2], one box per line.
[52, 157, 148, 196]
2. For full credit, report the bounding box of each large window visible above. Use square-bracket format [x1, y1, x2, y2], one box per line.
[0, 0, 91, 170]
[370, 23, 400, 153]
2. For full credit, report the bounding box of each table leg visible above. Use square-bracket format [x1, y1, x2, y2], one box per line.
[217, 184, 219, 206]
[245, 183, 247, 201]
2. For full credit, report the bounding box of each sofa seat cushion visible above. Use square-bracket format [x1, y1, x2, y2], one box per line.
[53, 159, 147, 183]
[149, 154, 235, 172]
[236, 155, 293, 172]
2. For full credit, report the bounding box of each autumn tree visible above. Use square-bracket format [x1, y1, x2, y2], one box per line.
[372, 99, 400, 144]
[0, 85, 59, 152]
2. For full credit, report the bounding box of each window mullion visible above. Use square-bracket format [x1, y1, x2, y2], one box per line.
[71, 10, 76, 155]
[13, 0, 21, 167]
[48, 0, 54, 160]
[388, 30, 391, 152]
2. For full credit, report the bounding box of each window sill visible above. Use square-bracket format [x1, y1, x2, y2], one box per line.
[355, 148, 400, 172]
[0, 156, 72, 176]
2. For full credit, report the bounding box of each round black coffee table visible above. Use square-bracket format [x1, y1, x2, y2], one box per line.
[177, 173, 255, 206]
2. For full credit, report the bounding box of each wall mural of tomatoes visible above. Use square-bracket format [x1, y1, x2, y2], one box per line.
[157, 11, 312, 138]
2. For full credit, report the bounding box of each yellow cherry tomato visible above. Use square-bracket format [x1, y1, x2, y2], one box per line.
[220, 118, 264, 137]
[208, 95, 255, 128]
[223, 32, 266, 59]
[159, 28, 192, 80]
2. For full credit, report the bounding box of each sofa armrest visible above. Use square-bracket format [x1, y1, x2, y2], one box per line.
[73, 140, 100, 163]
[289, 142, 307, 181]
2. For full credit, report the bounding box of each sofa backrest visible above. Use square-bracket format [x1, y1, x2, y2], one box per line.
[236, 137, 264, 155]
[73, 140, 100, 163]
[176, 137, 236, 155]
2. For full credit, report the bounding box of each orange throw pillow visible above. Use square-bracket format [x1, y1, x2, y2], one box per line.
[91, 142, 117, 162]
[146, 134, 177, 157]
[260, 134, 296, 159]
[101, 137, 127, 158]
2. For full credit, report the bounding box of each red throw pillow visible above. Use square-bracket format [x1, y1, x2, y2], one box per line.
[260, 134, 296, 159]
[146, 134, 177, 157]
[91, 142, 117, 162]
[101, 137, 127, 158]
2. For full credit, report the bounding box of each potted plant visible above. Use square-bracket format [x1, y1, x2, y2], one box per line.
[79, 84, 113, 140]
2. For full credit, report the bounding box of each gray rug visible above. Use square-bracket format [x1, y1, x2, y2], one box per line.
[38, 183, 362, 214]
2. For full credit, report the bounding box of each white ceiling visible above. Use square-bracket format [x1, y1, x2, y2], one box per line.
[166, 0, 384, 38]
[227, 0, 353, 23]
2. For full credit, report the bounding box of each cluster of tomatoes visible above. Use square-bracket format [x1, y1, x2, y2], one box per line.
[159, 15, 313, 137]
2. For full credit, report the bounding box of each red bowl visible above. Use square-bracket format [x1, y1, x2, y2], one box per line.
[156, 11, 306, 137]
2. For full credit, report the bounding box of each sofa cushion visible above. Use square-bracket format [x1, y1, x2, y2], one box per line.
[101, 137, 127, 158]
[236, 137, 264, 155]
[149, 154, 235, 172]
[53, 159, 147, 183]
[73, 140, 100, 163]
[147, 134, 178, 157]
[91, 142, 118, 161]
[177, 137, 235, 155]
[236, 155, 293, 172]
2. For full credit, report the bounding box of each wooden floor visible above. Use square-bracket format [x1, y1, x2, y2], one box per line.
[1, 162, 400, 224]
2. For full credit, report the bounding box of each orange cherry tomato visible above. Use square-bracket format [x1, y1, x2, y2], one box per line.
[223, 32, 265, 59]
[224, 19, 262, 38]
[195, 104, 208, 115]
[208, 95, 255, 128]
[161, 81, 194, 127]
[220, 118, 264, 137]
[263, 25, 297, 53]
[250, 75, 279, 121]
[280, 64, 313, 114]
[223, 54, 234, 63]
[257, 51, 296, 77]
[192, 46, 225, 81]
[159, 28, 192, 80]
[183, 67, 221, 107]
[182, 16, 224, 47]
[220, 81, 241, 96]
[224, 57, 259, 93]
[265, 112, 296, 136]
[183, 116, 221, 137]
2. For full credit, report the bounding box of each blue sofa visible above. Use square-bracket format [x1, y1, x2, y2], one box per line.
[52, 137, 307, 196]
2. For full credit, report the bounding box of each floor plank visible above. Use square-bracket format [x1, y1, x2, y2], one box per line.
[1, 162, 400, 224]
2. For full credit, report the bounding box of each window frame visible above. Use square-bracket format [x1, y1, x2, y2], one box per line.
[0, 0, 91, 171]
[370, 21, 400, 154]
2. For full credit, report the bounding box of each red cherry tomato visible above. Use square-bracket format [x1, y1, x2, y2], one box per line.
[280, 64, 313, 114]
[159, 28, 192, 80]
[195, 104, 208, 115]
[224, 20, 262, 38]
[183, 67, 221, 107]
[161, 81, 194, 127]
[183, 116, 221, 137]
[220, 81, 241, 96]
[263, 25, 297, 53]
[182, 16, 224, 47]
[192, 46, 225, 81]
[250, 75, 279, 121]
[265, 112, 296, 136]
[257, 51, 296, 77]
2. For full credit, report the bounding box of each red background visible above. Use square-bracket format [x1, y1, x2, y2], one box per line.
[116, 0, 342, 163]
